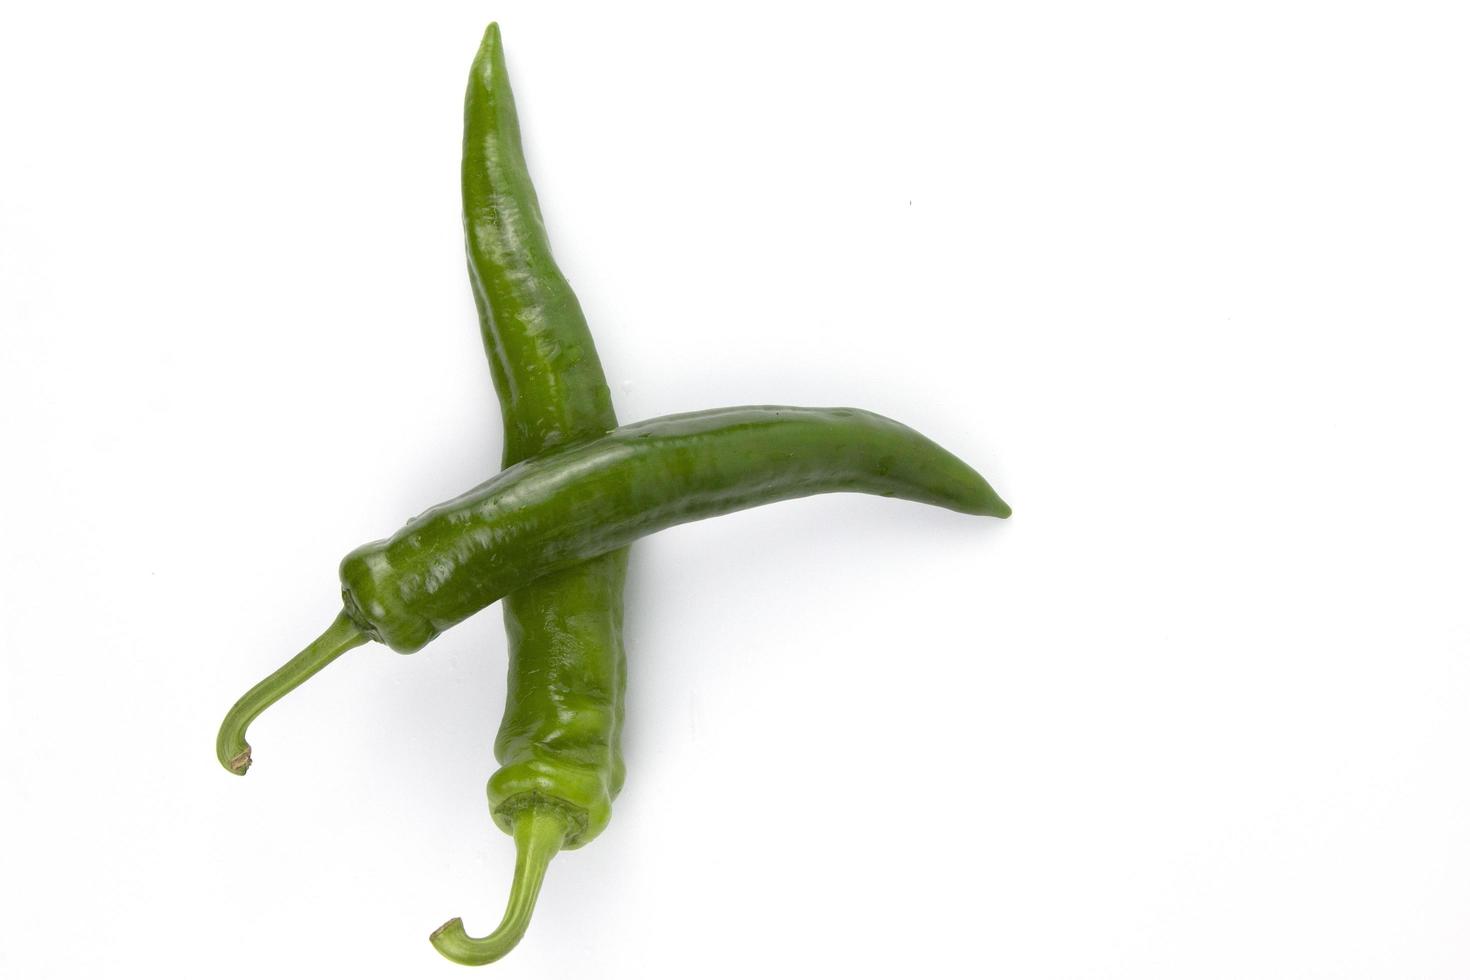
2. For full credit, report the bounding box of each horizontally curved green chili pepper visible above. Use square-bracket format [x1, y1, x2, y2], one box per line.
[338, 405, 1007, 653]
[431, 23, 628, 964]
[217, 404, 1006, 771]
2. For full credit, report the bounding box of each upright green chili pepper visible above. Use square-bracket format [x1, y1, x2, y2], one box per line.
[431, 23, 629, 965]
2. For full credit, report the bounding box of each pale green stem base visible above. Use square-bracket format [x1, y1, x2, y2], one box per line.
[430, 805, 569, 966]
[215, 611, 368, 775]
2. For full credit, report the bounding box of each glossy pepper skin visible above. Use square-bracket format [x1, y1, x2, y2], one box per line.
[431, 23, 628, 965]
[339, 404, 1009, 655]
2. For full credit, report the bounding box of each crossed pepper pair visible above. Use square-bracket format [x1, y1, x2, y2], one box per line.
[217, 23, 1008, 965]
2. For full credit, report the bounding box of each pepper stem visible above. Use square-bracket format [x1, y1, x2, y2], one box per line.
[430, 804, 569, 966]
[215, 611, 369, 775]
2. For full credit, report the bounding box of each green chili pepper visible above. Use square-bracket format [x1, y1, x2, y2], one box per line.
[217, 405, 1006, 771]
[339, 404, 1007, 653]
[431, 23, 628, 965]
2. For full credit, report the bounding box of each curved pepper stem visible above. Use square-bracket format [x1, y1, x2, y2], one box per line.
[430, 805, 569, 966]
[215, 611, 369, 775]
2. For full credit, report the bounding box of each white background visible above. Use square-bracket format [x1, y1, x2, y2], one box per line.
[2, 2, 1467, 977]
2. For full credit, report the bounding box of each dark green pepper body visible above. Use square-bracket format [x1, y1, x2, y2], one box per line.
[432, 24, 630, 963]
[342, 404, 1009, 654]
[462, 21, 627, 849]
